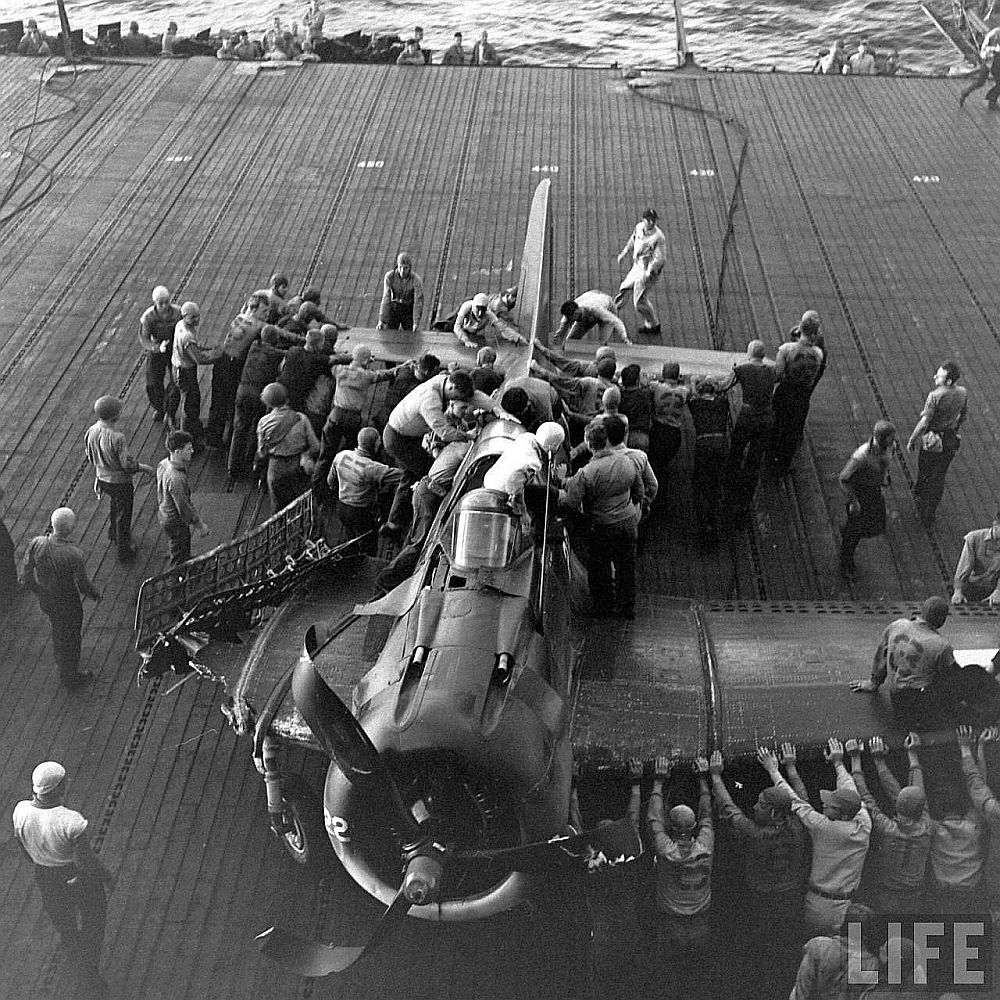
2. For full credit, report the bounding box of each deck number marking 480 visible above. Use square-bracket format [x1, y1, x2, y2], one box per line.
[690, 169, 715, 176]
[357, 160, 385, 168]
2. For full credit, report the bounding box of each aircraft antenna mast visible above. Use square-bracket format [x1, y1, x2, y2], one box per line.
[674, 0, 693, 67]
[536, 450, 555, 626]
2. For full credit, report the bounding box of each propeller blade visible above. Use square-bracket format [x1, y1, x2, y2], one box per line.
[255, 926, 364, 977]
[256, 889, 413, 977]
[292, 658, 381, 779]
[290, 659, 420, 835]
[457, 816, 642, 870]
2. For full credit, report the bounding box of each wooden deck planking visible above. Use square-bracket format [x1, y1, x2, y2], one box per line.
[3, 63, 1000, 1000]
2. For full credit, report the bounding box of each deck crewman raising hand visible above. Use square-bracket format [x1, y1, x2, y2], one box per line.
[758, 739, 871, 937]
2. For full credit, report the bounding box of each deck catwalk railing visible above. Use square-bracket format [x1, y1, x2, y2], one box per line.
[133, 491, 320, 650]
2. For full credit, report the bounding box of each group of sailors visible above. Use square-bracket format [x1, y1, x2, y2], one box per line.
[3, 4, 503, 66]
[579, 723, 1000, 1000]
[812, 38, 900, 76]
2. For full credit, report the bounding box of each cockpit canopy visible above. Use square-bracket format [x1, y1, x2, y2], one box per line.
[451, 488, 522, 571]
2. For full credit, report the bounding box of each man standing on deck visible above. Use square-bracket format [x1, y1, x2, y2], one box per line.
[905, 361, 967, 528]
[767, 311, 824, 476]
[256, 383, 320, 514]
[329, 427, 402, 553]
[205, 292, 271, 450]
[646, 755, 715, 993]
[847, 735, 930, 914]
[709, 747, 808, 988]
[850, 596, 958, 729]
[959, 24, 1000, 109]
[758, 739, 871, 937]
[227, 326, 288, 480]
[471, 30, 500, 66]
[726, 340, 778, 515]
[19, 508, 102, 689]
[84, 396, 154, 563]
[560, 420, 644, 620]
[13, 761, 114, 993]
[440, 31, 465, 64]
[157, 430, 211, 567]
[313, 345, 404, 503]
[614, 208, 667, 338]
[837, 419, 895, 579]
[377, 252, 424, 333]
[647, 363, 689, 510]
[137, 285, 182, 424]
[168, 301, 221, 451]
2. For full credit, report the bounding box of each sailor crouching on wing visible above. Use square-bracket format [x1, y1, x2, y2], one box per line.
[451, 293, 525, 350]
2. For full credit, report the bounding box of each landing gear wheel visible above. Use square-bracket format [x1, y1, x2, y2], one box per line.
[273, 776, 330, 869]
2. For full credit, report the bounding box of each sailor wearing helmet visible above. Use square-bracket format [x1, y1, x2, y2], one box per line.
[451, 292, 525, 349]
[84, 396, 154, 562]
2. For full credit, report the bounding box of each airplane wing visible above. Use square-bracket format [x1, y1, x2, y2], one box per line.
[333, 327, 528, 378]
[571, 598, 1000, 768]
[330, 179, 553, 382]
[554, 341, 746, 381]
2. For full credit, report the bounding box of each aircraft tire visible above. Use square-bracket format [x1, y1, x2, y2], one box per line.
[275, 776, 332, 869]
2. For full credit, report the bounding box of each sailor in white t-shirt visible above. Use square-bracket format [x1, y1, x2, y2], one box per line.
[12, 761, 113, 986]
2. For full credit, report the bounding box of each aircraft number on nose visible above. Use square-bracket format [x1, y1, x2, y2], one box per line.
[327, 815, 351, 842]
[689, 169, 715, 176]
[531, 165, 559, 172]
[357, 160, 385, 168]
[913, 175, 940, 183]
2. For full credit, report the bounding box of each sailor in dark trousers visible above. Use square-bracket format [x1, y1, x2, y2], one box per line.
[687, 377, 731, 543]
[19, 507, 102, 689]
[837, 420, 895, 578]
[560, 420, 644, 620]
[768, 313, 824, 476]
[137, 284, 182, 423]
[84, 396, 154, 563]
[905, 361, 968, 527]
[726, 340, 779, 513]
[13, 762, 114, 993]
[0, 483, 17, 613]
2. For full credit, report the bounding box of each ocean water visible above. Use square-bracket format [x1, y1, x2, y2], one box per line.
[0, 0, 970, 75]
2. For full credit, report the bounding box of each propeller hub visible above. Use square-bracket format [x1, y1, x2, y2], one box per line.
[402, 854, 444, 905]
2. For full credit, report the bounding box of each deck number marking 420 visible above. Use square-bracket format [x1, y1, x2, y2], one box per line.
[913, 175, 940, 183]
[357, 160, 385, 169]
